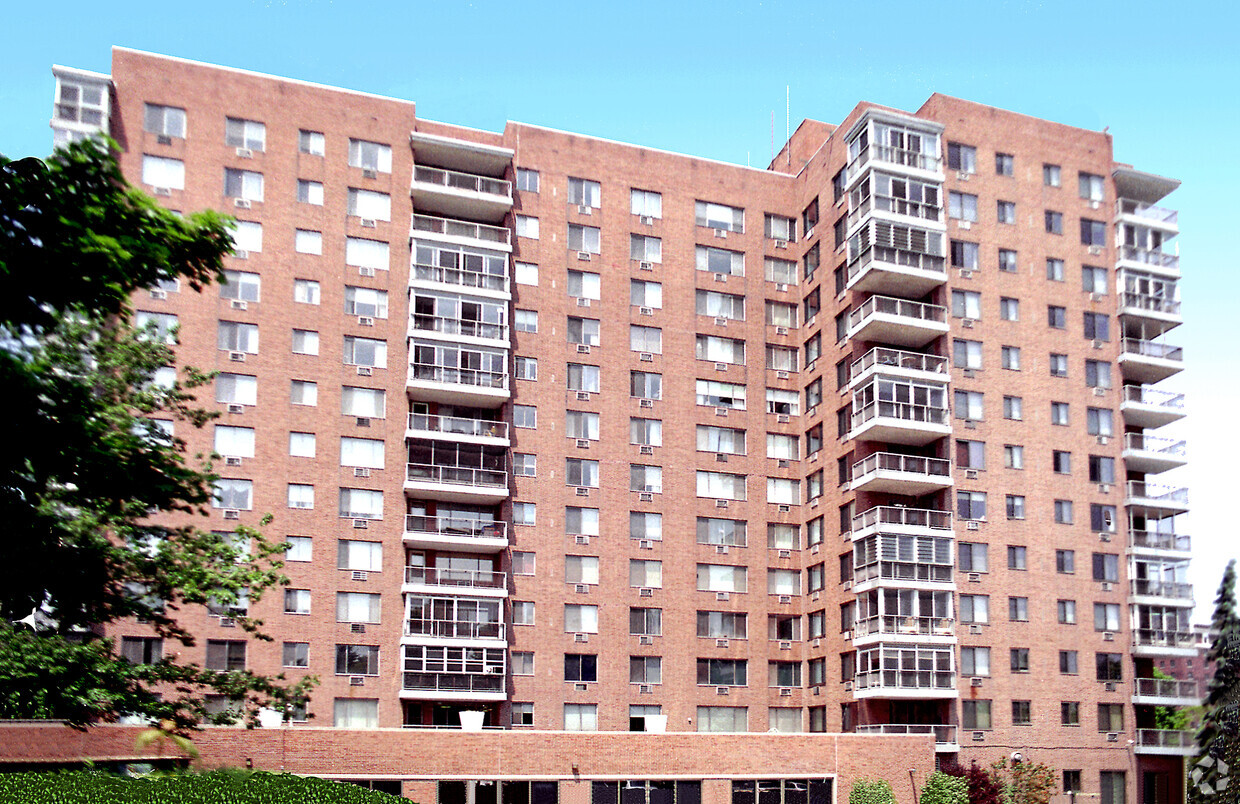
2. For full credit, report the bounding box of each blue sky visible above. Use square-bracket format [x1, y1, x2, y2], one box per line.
[2, 0, 1237, 617]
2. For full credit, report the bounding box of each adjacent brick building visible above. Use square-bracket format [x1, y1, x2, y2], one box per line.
[39, 47, 1195, 804]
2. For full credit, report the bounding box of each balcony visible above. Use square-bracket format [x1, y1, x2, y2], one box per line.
[407, 413, 508, 446]
[1125, 481, 1189, 516]
[411, 214, 511, 250]
[1122, 433, 1187, 474]
[404, 515, 507, 554]
[404, 619, 505, 642]
[1117, 199, 1179, 232]
[1135, 729, 1196, 756]
[1130, 579, 1194, 603]
[411, 165, 512, 224]
[853, 616, 956, 642]
[405, 463, 509, 504]
[401, 671, 506, 701]
[846, 245, 947, 297]
[851, 452, 952, 495]
[411, 261, 509, 296]
[407, 362, 509, 407]
[1118, 245, 1179, 277]
[849, 347, 949, 389]
[852, 506, 953, 538]
[1133, 629, 1197, 657]
[410, 313, 508, 345]
[853, 669, 956, 699]
[847, 191, 943, 233]
[1119, 338, 1184, 384]
[847, 296, 949, 348]
[850, 399, 951, 446]
[1118, 292, 1182, 334]
[1121, 386, 1185, 429]
[855, 724, 958, 751]
[1129, 530, 1191, 555]
[404, 567, 507, 596]
[1133, 677, 1200, 707]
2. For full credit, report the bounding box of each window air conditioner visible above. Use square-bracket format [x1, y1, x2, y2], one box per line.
[639, 445, 654, 456]
[356, 366, 373, 376]
[234, 198, 251, 209]
[223, 510, 240, 520]
[353, 519, 369, 529]
[574, 535, 589, 546]
[575, 439, 590, 449]
[360, 219, 377, 228]
[353, 467, 371, 478]
[639, 261, 653, 271]
[575, 584, 589, 594]
[574, 633, 588, 643]
[639, 399, 654, 409]
[359, 266, 376, 277]
[577, 251, 591, 261]
[714, 229, 727, 239]
[775, 240, 788, 250]
[351, 571, 368, 582]
[639, 492, 654, 503]
[639, 636, 654, 646]
[639, 588, 654, 598]
[230, 299, 248, 310]
[715, 592, 729, 601]
[224, 457, 242, 467]
[227, 404, 244, 414]
[639, 215, 654, 226]
[576, 297, 591, 307]
[351, 623, 366, 633]
[363, 169, 378, 179]
[576, 344, 590, 353]
[358, 316, 375, 326]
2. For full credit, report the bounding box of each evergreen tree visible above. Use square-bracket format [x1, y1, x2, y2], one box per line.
[1193, 560, 1240, 802]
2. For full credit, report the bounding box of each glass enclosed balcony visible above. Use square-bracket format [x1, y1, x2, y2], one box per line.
[407, 412, 508, 445]
[1129, 530, 1190, 555]
[404, 566, 507, 595]
[404, 595, 504, 643]
[846, 220, 947, 297]
[408, 340, 509, 407]
[853, 644, 956, 698]
[400, 645, 507, 701]
[412, 242, 509, 296]
[411, 213, 511, 248]
[850, 377, 950, 446]
[1125, 481, 1189, 516]
[852, 506, 954, 539]
[404, 441, 508, 504]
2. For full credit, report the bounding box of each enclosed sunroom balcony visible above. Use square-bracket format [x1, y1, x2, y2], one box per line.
[411, 165, 512, 224]
[849, 347, 949, 389]
[850, 452, 952, 495]
[403, 566, 507, 597]
[849, 382, 950, 446]
[404, 515, 507, 554]
[410, 311, 508, 345]
[1130, 578, 1194, 604]
[852, 644, 956, 699]
[1121, 386, 1185, 429]
[843, 111, 945, 190]
[1118, 289, 1181, 335]
[1133, 677, 1199, 707]
[403, 595, 504, 645]
[845, 222, 947, 297]
[1119, 338, 1184, 384]
[400, 644, 506, 702]
[1122, 433, 1187, 474]
[1125, 481, 1189, 516]
[847, 295, 949, 348]
[404, 440, 508, 504]
[855, 724, 958, 752]
[1134, 729, 1195, 756]
[851, 505, 954, 541]
[852, 615, 956, 643]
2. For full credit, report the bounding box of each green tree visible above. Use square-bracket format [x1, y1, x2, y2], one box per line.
[850, 779, 895, 804]
[1193, 560, 1240, 802]
[990, 758, 1056, 804]
[920, 771, 969, 804]
[0, 138, 314, 730]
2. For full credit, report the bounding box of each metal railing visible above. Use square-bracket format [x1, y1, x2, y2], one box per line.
[405, 619, 505, 640]
[1131, 579, 1194, 600]
[1122, 385, 1185, 409]
[849, 295, 948, 330]
[847, 245, 946, 282]
[855, 724, 957, 744]
[1118, 200, 1178, 226]
[854, 669, 955, 692]
[1126, 481, 1188, 505]
[404, 515, 507, 541]
[406, 463, 508, 489]
[1135, 677, 1198, 699]
[853, 616, 956, 638]
[408, 363, 509, 390]
[849, 144, 943, 176]
[411, 214, 511, 245]
[1134, 629, 1196, 649]
[408, 413, 508, 440]
[852, 452, 951, 484]
[851, 347, 949, 379]
[1123, 433, 1186, 456]
[402, 671, 505, 693]
[852, 400, 950, 430]
[1136, 729, 1194, 749]
[854, 561, 954, 585]
[1119, 245, 1178, 271]
[411, 261, 509, 292]
[1122, 338, 1184, 361]
[413, 166, 512, 199]
[404, 567, 506, 590]
[1120, 292, 1181, 316]
[852, 505, 954, 532]
[1129, 531, 1191, 552]
[411, 313, 507, 341]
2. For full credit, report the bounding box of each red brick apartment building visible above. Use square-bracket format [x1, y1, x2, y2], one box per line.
[33, 47, 1194, 804]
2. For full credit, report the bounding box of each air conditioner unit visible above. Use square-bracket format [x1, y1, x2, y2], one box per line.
[969, 624, 983, 635]
[351, 623, 366, 633]
[959, 269, 974, 279]
[356, 417, 371, 427]
[359, 266, 376, 277]
[219, 617, 236, 628]
[842, 581, 853, 591]
[966, 521, 980, 531]
[1096, 435, 1109, 445]
[639, 492, 654, 503]
[956, 171, 971, 181]
[223, 510, 240, 520]
[639, 540, 653, 550]
[778, 549, 792, 559]
[640, 353, 654, 362]
[1098, 484, 1111, 493]
[574, 633, 589, 643]
[574, 683, 588, 692]
[1105, 681, 1117, 691]
[352, 571, 368, 582]
[573, 391, 592, 403]
[843, 681, 854, 691]
[715, 408, 729, 417]
[778, 505, 792, 514]
[777, 459, 790, 469]
[713, 228, 728, 239]
[1089, 246, 1104, 256]
[576, 344, 590, 354]
[1107, 733, 1119, 742]
[777, 414, 790, 424]
[1099, 533, 1112, 542]
[1094, 387, 1107, 396]
[639, 635, 654, 646]
[778, 595, 792, 604]
[776, 371, 790, 381]
[227, 404, 244, 414]
[639, 215, 654, 226]
[1092, 339, 1105, 350]
[714, 362, 728, 372]
[715, 499, 728, 509]
[716, 592, 729, 601]
[713, 272, 727, 282]
[715, 453, 728, 463]
[780, 641, 792, 651]
[353, 519, 369, 529]
[962, 369, 975, 378]
[363, 169, 378, 179]
[639, 261, 653, 271]
[1091, 292, 1105, 302]
[639, 445, 654, 456]
[575, 583, 589, 594]
[1101, 582, 1114, 592]
[151, 186, 173, 197]
[230, 299, 248, 310]
[1104, 632, 1115, 642]
[638, 306, 654, 316]
[715, 638, 729, 648]
[775, 239, 789, 250]
[965, 469, 979, 479]
[576, 205, 592, 215]
[639, 588, 654, 598]
[575, 487, 590, 497]
[233, 147, 252, 158]
[156, 134, 173, 145]
[715, 544, 729, 555]
[964, 420, 977, 430]
[971, 677, 983, 687]
[780, 687, 793, 697]
[234, 198, 251, 209]
[957, 220, 972, 230]
[358, 316, 375, 326]
[962, 319, 975, 328]
[639, 684, 653, 694]
[232, 249, 248, 259]
[575, 439, 590, 449]
[577, 251, 592, 261]
[968, 573, 981, 583]
[574, 535, 589, 545]
[149, 288, 168, 301]
[639, 399, 654, 409]
[356, 366, 373, 376]
[224, 456, 242, 467]
[360, 219, 377, 228]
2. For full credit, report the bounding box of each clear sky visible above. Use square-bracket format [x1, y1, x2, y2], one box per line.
[2, 0, 1237, 619]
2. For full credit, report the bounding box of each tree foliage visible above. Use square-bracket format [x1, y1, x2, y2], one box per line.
[850, 779, 895, 804]
[990, 758, 1056, 804]
[0, 769, 408, 803]
[961, 762, 1004, 804]
[0, 138, 313, 730]
[920, 771, 969, 804]
[1194, 560, 1240, 802]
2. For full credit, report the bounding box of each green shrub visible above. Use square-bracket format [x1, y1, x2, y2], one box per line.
[920, 771, 969, 804]
[851, 779, 896, 804]
[0, 769, 409, 803]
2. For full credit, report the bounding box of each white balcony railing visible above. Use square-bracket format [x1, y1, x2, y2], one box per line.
[406, 619, 504, 640]
[852, 400, 950, 430]
[402, 671, 505, 693]
[408, 413, 508, 440]
[404, 566, 506, 590]
[1123, 433, 1186, 457]
[406, 463, 508, 488]
[1130, 531, 1191, 552]
[1122, 338, 1183, 362]
[1136, 729, 1195, 749]
[413, 165, 512, 199]
[849, 144, 943, 177]
[852, 505, 954, 533]
[411, 313, 508, 341]
[855, 724, 957, 744]
[1118, 200, 1178, 226]
[851, 453, 951, 484]
[1123, 385, 1185, 409]
[1134, 629, 1196, 649]
[405, 515, 506, 541]
[850, 347, 949, 380]
[854, 669, 955, 692]
[1119, 245, 1179, 271]
[1120, 292, 1181, 316]
[1126, 481, 1188, 505]
[411, 214, 511, 245]
[853, 616, 956, 638]
[848, 295, 948, 330]
[847, 245, 946, 283]
[1135, 677, 1198, 699]
[1131, 579, 1193, 600]
[408, 363, 508, 390]
[847, 193, 942, 230]
[411, 261, 509, 293]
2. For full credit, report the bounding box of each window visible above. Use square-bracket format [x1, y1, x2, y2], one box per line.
[290, 380, 317, 406]
[1004, 445, 1024, 470]
[958, 595, 988, 624]
[999, 297, 1019, 321]
[947, 143, 977, 173]
[567, 177, 601, 208]
[1053, 451, 1072, 474]
[333, 698, 378, 729]
[768, 569, 801, 595]
[1006, 495, 1025, 520]
[1082, 265, 1109, 294]
[997, 200, 1016, 224]
[346, 237, 389, 271]
[1012, 700, 1031, 726]
[1045, 211, 1063, 235]
[515, 216, 538, 239]
[515, 168, 539, 192]
[215, 373, 257, 408]
[1060, 650, 1079, 674]
[631, 371, 662, 399]
[221, 269, 261, 302]
[515, 356, 537, 381]
[337, 488, 383, 520]
[995, 153, 1014, 176]
[514, 405, 537, 429]
[697, 564, 747, 593]
[1054, 500, 1074, 524]
[1094, 603, 1121, 632]
[1046, 258, 1065, 281]
[568, 224, 601, 254]
[1079, 172, 1105, 202]
[697, 290, 745, 320]
[952, 290, 981, 320]
[696, 335, 745, 365]
[512, 453, 536, 477]
[1047, 305, 1068, 330]
[565, 555, 600, 586]
[697, 425, 745, 455]
[953, 339, 982, 369]
[1098, 703, 1124, 732]
[630, 607, 662, 636]
[696, 200, 744, 232]
[1100, 773, 1126, 804]
[565, 604, 599, 634]
[1003, 396, 1023, 420]
[1093, 553, 1119, 582]
[564, 653, 598, 682]
[289, 432, 316, 458]
[767, 478, 800, 505]
[625, 419, 661, 448]
[630, 325, 662, 354]
[1049, 353, 1068, 377]
[565, 458, 599, 488]
[121, 636, 163, 665]
[348, 139, 391, 173]
[295, 129, 324, 155]
[1089, 455, 1116, 484]
[998, 249, 1018, 273]
[764, 214, 796, 241]
[1009, 597, 1029, 622]
[948, 192, 978, 222]
[631, 279, 663, 308]
[337, 539, 381, 572]
[1081, 218, 1107, 246]
[1058, 600, 1077, 624]
[696, 246, 744, 276]
[282, 641, 309, 667]
[286, 484, 314, 510]
[141, 155, 185, 190]
[564, 703, 597, 731]
[289, 279, 320, 305]
[630, 559, 662, 588]
[340, 386, 384, 418]
[514, 310, 538, 334]
[1008, 545, 1027, 570]
[347, 188, 390, 221]
[230, 221, 263, 253]
[511, 552, 536, 576]
[630, 512, 662, 541]
[1057, 550, 1076, 574]
[767, 433, 797, 461]
[1097, 653, 1123, 682]
[512, 504, 535, 526]
[630, 465, 663, 494]
[629, 234, 662, 262]
[292, 228, 323, 255]
[291, 329, 319, 356]
[342, 336, 386, 368]
[566, 411, 600, 441]
[950, 240, 979, 270]
[335, 644, 379, 676]
[566, 363, 600, 393]
[1084, 312, 1110, 342]
[697, 706, 747, 732]
[206, 640, 246, 671]
[1091, 504, 1117, 533]
[1043, 164, 1061, 186]
[957, 439, 985, 469]
[564, 507, 600, 537]
[225, 117, 265, 151]
[962, 700, 991, 730]
[953, 391, 982, 424]
[144, 103, 186, 138]
[511, 702, 534, 726]
[630, 656, 662, 684]
[697, 471, 747, 501]
[698, 518, 747, 547]
[766, 301, 798, 328]
[224, 168, 263, 202]
[1051, 401, 1070, 425]
[697, 380, 746, 410]
[957, 491, 987, 521]
[1057, 704, 1080, 729]
[698, 658, 747, 686]
[567, 316, 600, 346]
[213, 479, 252, 510]
[997, 346, 1020, 371]
[961, 646, 991, 677]
[959, 543, 989, 573]
[1085, 360, 1112, 388]
[631, 188, 662, 218]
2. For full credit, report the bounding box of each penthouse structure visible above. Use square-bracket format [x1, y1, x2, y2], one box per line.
[42, 47, 1194, 804]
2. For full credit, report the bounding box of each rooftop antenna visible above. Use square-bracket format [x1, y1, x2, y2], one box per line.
[786, 85, 791, 167]
[770, 110, 775, 167]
